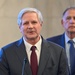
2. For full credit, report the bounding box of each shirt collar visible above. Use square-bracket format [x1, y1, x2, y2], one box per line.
[65, 33, 75, 43]
[23, 36, 42, 51]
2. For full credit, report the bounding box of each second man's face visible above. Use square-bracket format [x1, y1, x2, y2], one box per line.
[19, 12, 42, 42]
[62, 9, 75, 34]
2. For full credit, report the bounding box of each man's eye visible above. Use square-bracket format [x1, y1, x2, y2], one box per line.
[66, 17, 71, 20]
[23, 22, 29, 25]
[73, 17, 75, 20]
[32, 21, 37, 24]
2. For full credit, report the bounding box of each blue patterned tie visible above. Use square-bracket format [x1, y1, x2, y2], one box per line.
[68, 40, 75, 75]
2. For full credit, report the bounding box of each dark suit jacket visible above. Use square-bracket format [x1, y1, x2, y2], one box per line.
[0, 37, 68, 75]
[47, 33, 65, 49]
[47, 34, 74, 75]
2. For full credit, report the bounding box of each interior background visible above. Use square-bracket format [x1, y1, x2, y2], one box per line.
[0, 0, 75, 47]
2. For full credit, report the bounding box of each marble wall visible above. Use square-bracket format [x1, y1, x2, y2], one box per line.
[0, 0, 75, 47]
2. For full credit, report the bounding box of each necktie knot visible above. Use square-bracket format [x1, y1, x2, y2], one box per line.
[68, 40, 74, 45]
[31, 46, 36, 51]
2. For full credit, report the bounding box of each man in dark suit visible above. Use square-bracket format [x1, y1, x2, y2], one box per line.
[47, 7, 75, 75]
[0, 8, 68, 75]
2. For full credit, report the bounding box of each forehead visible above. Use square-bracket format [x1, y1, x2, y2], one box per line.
[64, 9, 75, 17]
[22, 12, 38, 18]
[22, 12, 38, 22]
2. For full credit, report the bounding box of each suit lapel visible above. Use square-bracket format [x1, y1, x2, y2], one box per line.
[15, 38, 27, 64]
[15, 38, 32, 75]
[37, 39, 51, 75]
[61, 33, 65, 49]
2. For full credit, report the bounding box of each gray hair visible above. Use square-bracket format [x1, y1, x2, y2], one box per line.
[17, 8, 43, 26]
[63, 6, 75, 16]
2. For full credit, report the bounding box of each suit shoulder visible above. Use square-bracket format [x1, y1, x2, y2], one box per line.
[47, 34, 63, 40]
[1, 39, 21, 50]
[47, 40, 64, 50]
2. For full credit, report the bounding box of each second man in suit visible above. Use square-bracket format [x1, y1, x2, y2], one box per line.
[47, 7, 75, 75]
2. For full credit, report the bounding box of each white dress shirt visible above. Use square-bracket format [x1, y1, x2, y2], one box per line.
[23, 37, 42, 65]
[65, 33, 75, 69]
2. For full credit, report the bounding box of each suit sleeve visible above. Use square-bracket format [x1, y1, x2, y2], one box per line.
[0, 48, 9, 75]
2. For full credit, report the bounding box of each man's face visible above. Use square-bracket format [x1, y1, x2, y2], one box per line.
[61, 9, 75, 34]
[19, 12, 42, 42]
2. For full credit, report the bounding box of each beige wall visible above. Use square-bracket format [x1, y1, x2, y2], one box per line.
[0, 0, 75, 47]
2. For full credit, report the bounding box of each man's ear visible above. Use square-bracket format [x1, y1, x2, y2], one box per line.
[19, 25, 22, 33]
[40, 22, 43, 26]
[61, 19, 64, 26]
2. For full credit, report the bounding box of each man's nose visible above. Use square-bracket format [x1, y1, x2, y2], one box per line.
[28, 23, 33, 28]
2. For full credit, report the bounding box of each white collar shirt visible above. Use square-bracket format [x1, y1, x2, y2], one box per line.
[23, 36, 42, 65]
[65, 33, 75, 69]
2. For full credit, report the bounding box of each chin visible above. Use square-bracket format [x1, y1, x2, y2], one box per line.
[68, 31, 75, 34]
[27, 34, 39, 39]
[27, 36, 37, 40]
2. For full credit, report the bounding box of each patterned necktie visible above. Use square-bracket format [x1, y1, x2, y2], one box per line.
[68, 40, 75, 75]
[30, 46, 38, 75]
